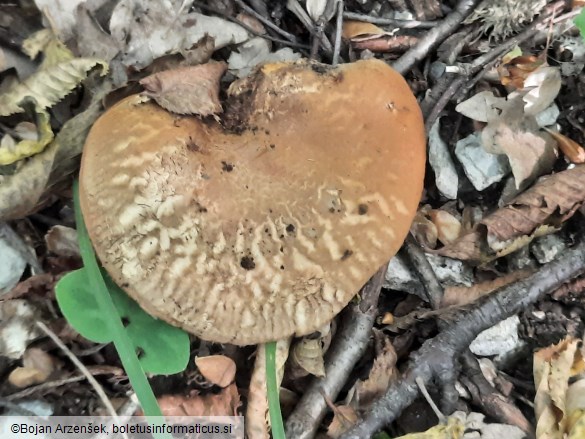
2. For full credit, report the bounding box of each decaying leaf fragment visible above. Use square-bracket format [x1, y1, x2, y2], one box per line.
[0, 58, 108, 116]
[22, 29, 74, 70]
[140, 62, 227, 116]
[195, 355, 236, 388]
[543, 128, 585, 164]
[436, 165, 585, 262]
[534, 337, 585, 439]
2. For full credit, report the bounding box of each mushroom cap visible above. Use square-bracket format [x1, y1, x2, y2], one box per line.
[79, 59, 426, 345]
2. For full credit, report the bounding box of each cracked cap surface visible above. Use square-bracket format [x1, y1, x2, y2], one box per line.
[79, 59, 426, 345]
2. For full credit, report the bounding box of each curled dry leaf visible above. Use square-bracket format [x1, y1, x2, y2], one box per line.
[534, 337, 585, 439]
[22, 29, 74, 70]
[140, 62, 227, 116]
[8, 347, 56, 388]
[0, 58, 108, 116]
[291, 337, 325, 378]
[195, 355, 236, 388]
[522, 65, 562, 115]
[411, 206, 438, 249]
[45, 225, 79, 258]
[246, 340, 291, 439]
[497, 54, 543, 89]
[342, 21, 388, 42]
[543, 128, 585, 164]
[428, 209, 461, 245]
[436, 165, 585, 263]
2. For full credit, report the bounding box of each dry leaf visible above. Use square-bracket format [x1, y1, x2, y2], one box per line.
[497, 54, 543, 89]
[0, 102, 54, 165]
[352, 333, 398, 408]
[411, 206, 438, 249]
[522, 66, 562, 115]
[306, 0, 328, 21]
[543, 128, 585, 164]
[140, 62, 227, 116]
[45, 225, 79, 258]
[342, 21, 388, 41]
[327, 405, 359, 438]
[455, 91, 507, 123]
[291, 337, 325, 378]
[195, 355, 236, 388]
[436, 165, 585, 262]
[393, 416, 465, 439]
[0, 82, 109, 221]
[246, 340, 291, 439]
[441, 270, 533, 307]
[428, 210, 461, 245]
[0, 58, 108, 116]
[22, 29, 74, 70]
[482, 97, 557, 189]
[8, 347, 56, 387]
[534, 337, 584, 439]
[156, 384, 240, 417]
[0, 300, 41, 359]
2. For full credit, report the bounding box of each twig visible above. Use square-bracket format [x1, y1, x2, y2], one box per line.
[35, 322, 125, 432]
[340, 239, 585, 438]
[193, 1, 311, 50]
[234, 0, 298, 43]
[392, 0, 481, 75]
[285, 264, 387, 439]
[342, 11, 436, 29]
[403, 234, 443, 309]
[332, 0, 344, 66]
[287, 0, 333, 55]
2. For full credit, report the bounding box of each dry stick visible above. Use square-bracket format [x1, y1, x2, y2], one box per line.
[285, 264, 387, 439]
[234, 0, 299, 43]
[340, 239, 585, 438]
[287, 0, 333, 55]
[391, 0, 481, 75]
[332, 0, 344, 66]
[35, 322, 124, 429]
[342, 11, 436, 29]
[403, 234, 443, 309]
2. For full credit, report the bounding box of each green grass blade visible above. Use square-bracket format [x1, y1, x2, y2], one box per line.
[266, 341, 286, 439]
[73, 180, 171, 439]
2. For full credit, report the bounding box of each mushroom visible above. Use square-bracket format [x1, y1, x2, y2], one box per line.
[79, 59, 426, 345]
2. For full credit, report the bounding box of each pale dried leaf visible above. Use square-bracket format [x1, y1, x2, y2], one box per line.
[0, 58, 108, 116]
[544, 128, 585, 164]
[534, 337, 581, 438]
[156, 384, 240, 417]
[110, 0, 249, 69]
[411, 207, 438, 249]
[292, 337, 325, 377]
[195, 355, 236, 388]
[327, 405, 358, 438]
[522, 66, 562, 115]
[140, 62, 227, 116]
[0, 300, 41, 359]
[9, 347, 56, 387]
[436, 166, 585, 262]
[45, 225, 79, 258]
[246, 340, 291, 439]
[306, 0, 328, 21]
[482, 98, 557, 189]
[455, 91, 507, 123]
[428, 210, 461, 245]
[22, 29, 53, 60]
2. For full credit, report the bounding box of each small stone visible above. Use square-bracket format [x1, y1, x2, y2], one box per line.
[534, 103, 560, 127]
[428, 119, 458, 199]
[455, 133, 510, 191]
[531, 233, 566, 264]
[470, 315, 521, 357]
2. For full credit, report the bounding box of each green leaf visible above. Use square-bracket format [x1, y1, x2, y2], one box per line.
[56, 267, 190, 375]
[576, 8, 585, 41]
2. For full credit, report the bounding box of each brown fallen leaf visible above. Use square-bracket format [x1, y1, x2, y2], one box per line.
[482, 97, 557, 190]
[45, 225, 79, 258]
[8, 347, 56, 388]
[436, 165, 585, 263]
[195, 355, 236, 388]
[342, 21, 387, 41]
[497, 54, 543, 89]
[351, 332, 398, 408]
[140, 61, 227, 116]
[543, 128, 585, 164]
[441, 269, 533, 307]
[411, 206, 438, 249]
[428, 209, 461, 245]
[156, 384, 240, 417]
[327, 405, 359, 438]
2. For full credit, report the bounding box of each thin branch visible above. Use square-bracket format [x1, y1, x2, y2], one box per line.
[392, 0, 481, 75]
[234, 0, 298, 43]
[332, 0, 344, 66]
[341, 239, 585, 438]
[342, 11, 436, 29]
[285, 264, 387, 439]
[403, 234, 443, 309]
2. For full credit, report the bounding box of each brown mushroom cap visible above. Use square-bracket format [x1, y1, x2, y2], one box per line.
[79, 59, 426, 345]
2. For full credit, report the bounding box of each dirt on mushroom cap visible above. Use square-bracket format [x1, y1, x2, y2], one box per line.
[79, 59, 426, 345]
